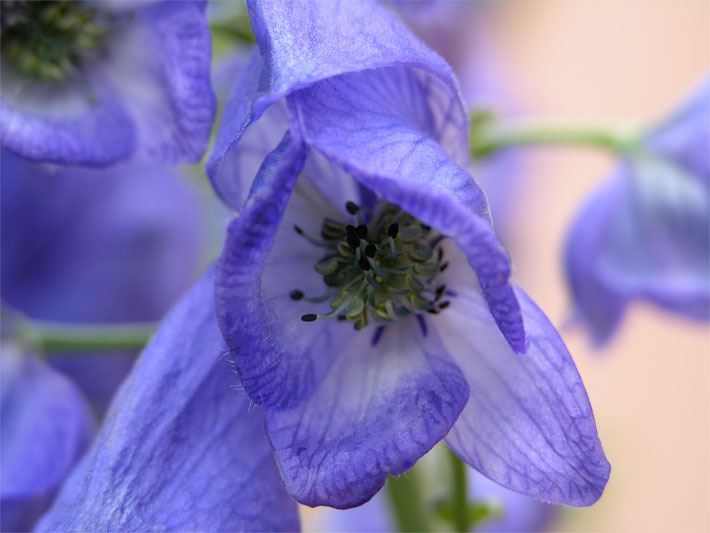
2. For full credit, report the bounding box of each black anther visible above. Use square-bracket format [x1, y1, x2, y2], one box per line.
[346, 201, 360, 214]
[355, 224, 368, 239]
[290, 289, 304, 301]
[365, 243, 377, 258]
[388, 223, 399, 238]
[301, 314, 318, 322]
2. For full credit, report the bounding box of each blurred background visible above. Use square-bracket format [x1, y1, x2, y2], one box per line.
[391, 2, 709, 532]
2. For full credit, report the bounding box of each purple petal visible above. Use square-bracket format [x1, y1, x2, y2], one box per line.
[215, 132, 310, 408]
[431, 258, 610, 505]
[0, 82, 135, 166]
[563, 175, 629, 344]
[1, 151, 201, 324]
[1, 347, 94, 532]
[265, 322, 468, 508]
[36, 270, 299, 532]
[207, 0, 467, 209]
[106, 0, 216, 163]
[208, 50, 293, 209]
[1, 150, 204, 411]
[290, 67, 526, 353]
[566, 159, 709, 344]
[646, 77, 710, 180]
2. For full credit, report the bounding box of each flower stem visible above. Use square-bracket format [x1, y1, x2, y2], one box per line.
[16, 319, 155, 354]
[385, 471, 431, 532]
[448, 448, 471, 533]
[470, 117, 642, 159]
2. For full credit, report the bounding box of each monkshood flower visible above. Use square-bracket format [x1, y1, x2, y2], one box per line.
[311, 469, 556, 533]
[0, 0, 215, 166]
[0, 149, 203, 530]
[565, 79, 710, 344]
[209, 0, 609, 509]
[38, 2, 608, 529]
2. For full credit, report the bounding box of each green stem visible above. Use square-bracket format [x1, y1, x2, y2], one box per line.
[471, 119, 642, 159]
[210, 21, 256, 44]
[17, 320, 155, 353]
[385, 471, 431, 532]
[448, 448, 470, 533]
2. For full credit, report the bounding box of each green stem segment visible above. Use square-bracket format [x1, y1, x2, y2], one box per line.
[448, 448, 471, 533]
[17, 320, 155, 353]
[471, 119, 642, 159]
[385, 471, 431, 532]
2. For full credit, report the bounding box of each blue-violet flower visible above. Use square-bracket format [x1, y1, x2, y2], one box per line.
[37, 2, 610, 530]
[0, 0, 215, 165]
[565, 79, 710, 344]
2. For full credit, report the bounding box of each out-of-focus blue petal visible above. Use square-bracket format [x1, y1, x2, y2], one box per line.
[310, 486, 393, 532]
[290, 67, 526, 354]
[207, 0, 467, 210]
[1, 151, 201, 324]
[564, 175, 629, 343]
[1, 346, 94, 532]
[311, 469, 556, 533]
[646, 78, 710, 180]
[36, 270, 300, 532]
[565, 79, 710, 344]
[1, 150, 203, 410]
[104, 0, 216, 163]
[473, 472, 557, 533]
[566, 160, 710, 344]
[0, 82, 135, 166]
[430, 247, 609, 505]
[0, 0, 214, 166]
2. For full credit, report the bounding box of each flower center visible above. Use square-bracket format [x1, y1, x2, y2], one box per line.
[0, 0, 109, 83]
[292, 201, 450, 330]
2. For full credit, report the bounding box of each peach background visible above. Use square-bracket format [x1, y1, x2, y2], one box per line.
[495, 2, 709, 531]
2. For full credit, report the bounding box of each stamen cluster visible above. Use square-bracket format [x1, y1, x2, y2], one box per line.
[1, 0, 108, 82]
[292, 201, 450, 330]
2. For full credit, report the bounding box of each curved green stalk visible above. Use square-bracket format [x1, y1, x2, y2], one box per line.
[16, 319, 155, 353]
[471, 117, 642, 159]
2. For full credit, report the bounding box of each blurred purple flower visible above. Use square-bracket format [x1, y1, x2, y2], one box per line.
[38, 1, 608, 529]
[0, 346, 93, 533]
[312, 469, 556, 533]
[0, 0, 215, 166]
[0, 149, 203, 529]
[565, 79, 710, 344]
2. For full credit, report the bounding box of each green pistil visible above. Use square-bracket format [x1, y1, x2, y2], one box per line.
[293, 202, 450, 331]
[1, 1, 108, 83]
